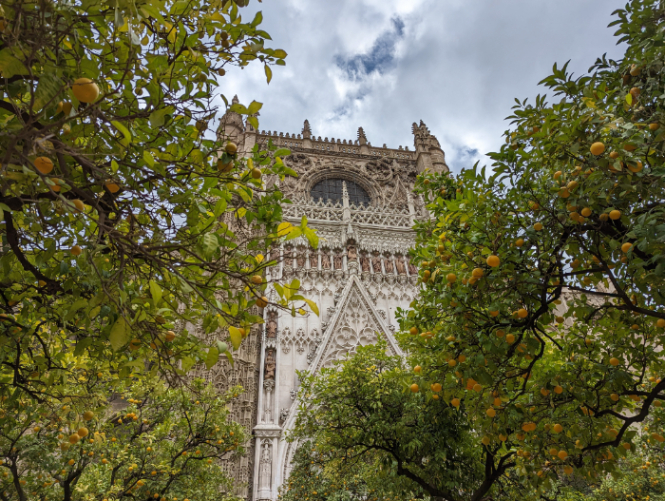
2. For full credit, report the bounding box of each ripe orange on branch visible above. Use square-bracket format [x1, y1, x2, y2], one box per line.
[34, 157, 54, 174]
[486, 255, 500, 267]
[72, 78, 100, 103]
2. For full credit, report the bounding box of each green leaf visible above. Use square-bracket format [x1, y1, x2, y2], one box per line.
[273, 49, 287, 59]
[304, 227, 319, 249]
[205, 346, 219, 369]
[149, 107, 173, 128]
[247, 100, 263, 115]
[201, 233, 218, 257]
[265, 64, 272, 84]
[304, 298, 320, 316]
[111, 120, 132, 146]
[149, 280, 162, 305]
[228, 326, 242, 351]
[0, 49, 28, 78]
[143, 150, 155, 168]
[225, 351, 234, 367]
[274, 148, 291, 158]
[109, 317, 130, 351]
[64, 299, 88, 322]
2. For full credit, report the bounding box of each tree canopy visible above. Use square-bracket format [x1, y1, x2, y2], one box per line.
[284, 1, 665, 500]
[0, 0, 319, 498]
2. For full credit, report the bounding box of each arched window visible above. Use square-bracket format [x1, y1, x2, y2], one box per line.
[310, 179, 371, 206]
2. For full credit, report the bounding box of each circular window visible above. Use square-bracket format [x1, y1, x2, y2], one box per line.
[310, 179, 371, 206]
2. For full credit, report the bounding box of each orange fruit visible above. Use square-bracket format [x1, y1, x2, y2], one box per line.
[473, 383, 482, 392]
[581, 207, 591, 217]
[609, 151, 619, 159]
[533, 222, 543, 231]
[50, 178, 62, 192]
[413, 365, 421, 373]
[627, 161, 643, 173]
[458, 354, 466, 363]
[553, 170, 562, 179]
[517, 308, 528, 318]
[165, 331, 176, 342]
[256, 296, 268, 308]
[77, 427, 89, 437]
[431, 383, 442, 392]
[590, 142, 605, 155]
[225, 142, 238, 155]
[448, 359, 457, 367]
[82, 411, 94, 421]
[649, 122, 660, 131]
[609, 357, 620, 366]
[409, 327, 418, 335]
[446, 273, 457, 283]
[105, 181, 120, 193]
[515, 238, 524, 247]
[611, 393, 619, 401]
[70, 245, 82, 256]
[68, 434, 80, 444]
[250, 275, 263, 284]
[486, 255, 500, 267]
[409, 383, 419, 393]
[451, 398, 460, 408]
[622, 443, 631, 450]
[656, 319, 665, 328]
[489, 310, 499, 317]
[72, 78, 100, 103]
[217, 159, 233, 172]
[72, 199, 85, 212]
[564, 465, 574, 475]
[34, 157, 54, 174]
[630, 87, 641, 98]
[481, 436, 490, 446]
[621, 242, 633, 253]
[471, 268, 484, 278]
[486, 408, 496, 418]
[506, 334, 515, 344]
[609, 210, 622, 220]
[553, 424, 563, 433]
[251, 167, 262, 179]
[554, 385, 563, 394]
[496, 329, 505, 338]
[557, 450, 568, 460]
[558, 187, 570, 198]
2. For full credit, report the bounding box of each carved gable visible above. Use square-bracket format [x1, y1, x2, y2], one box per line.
[310, 275, 401, 373]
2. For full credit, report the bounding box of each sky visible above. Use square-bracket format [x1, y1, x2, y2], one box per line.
[217, 0, 628, 173]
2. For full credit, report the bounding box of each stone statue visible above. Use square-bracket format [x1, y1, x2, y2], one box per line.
[334, 251, 343, 270]
[384, 255, 394, 274]
[264, 348, 276, 380]
[408, 260, 417, 275]
[266, 311, 277, 338]
[321, 251, 331, 269]
[372, 254, 382, 273]
[395, 256, 406, 275]
[347, 245, 357, 261]
[360, 254, 370, 272]
[296, 252, 306, 268]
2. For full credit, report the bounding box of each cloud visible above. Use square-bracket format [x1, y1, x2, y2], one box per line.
[335, 18, 405, 81]
[217, 0, 628, 170]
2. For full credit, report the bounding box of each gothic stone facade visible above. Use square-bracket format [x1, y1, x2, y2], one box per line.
[214, 102, 448, 501]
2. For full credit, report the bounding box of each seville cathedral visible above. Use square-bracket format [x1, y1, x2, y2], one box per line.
[198, 99, 449, 501]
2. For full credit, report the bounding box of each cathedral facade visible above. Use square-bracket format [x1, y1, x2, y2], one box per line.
[210, 103, 448, 500]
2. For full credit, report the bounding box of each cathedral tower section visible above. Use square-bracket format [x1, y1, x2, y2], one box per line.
[214, 110, 448, 501]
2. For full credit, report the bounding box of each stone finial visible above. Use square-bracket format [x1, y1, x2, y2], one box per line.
[232, 94, 239, 105]
[357, 127, 367, 145]
[302, 119, 312, 139]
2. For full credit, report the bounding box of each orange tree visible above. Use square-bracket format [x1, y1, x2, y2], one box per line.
[0, 375, 248, 501]
[0, 0, 316, 404]
[286, 342, 484, 501]
[397, 0, 665, 498]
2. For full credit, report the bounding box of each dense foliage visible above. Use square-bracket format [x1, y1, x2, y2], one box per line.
[284, 1, 665, 500]
[0, 0, 319, 499]
[0, 376, 246, 501]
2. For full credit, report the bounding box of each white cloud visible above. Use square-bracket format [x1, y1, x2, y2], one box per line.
[218, 0, 627, 173]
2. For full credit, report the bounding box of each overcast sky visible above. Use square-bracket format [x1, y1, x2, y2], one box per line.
[218, 0, 627, 173]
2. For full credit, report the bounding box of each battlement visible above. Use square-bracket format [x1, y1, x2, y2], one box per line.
[253, 128, 415, 161]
